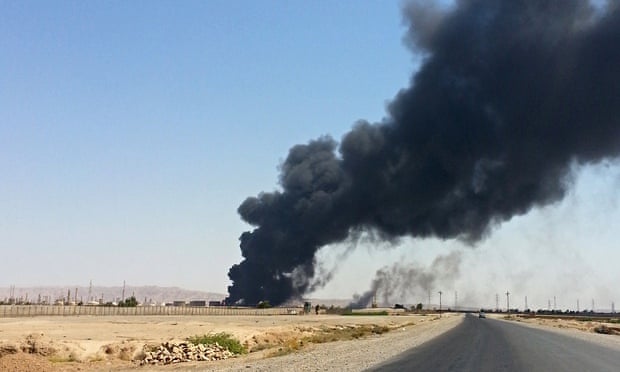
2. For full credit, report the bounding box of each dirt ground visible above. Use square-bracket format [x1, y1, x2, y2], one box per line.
[506, 314, 620, 334]
[0, 313, 438, 371]
[2, 313, 617, 371]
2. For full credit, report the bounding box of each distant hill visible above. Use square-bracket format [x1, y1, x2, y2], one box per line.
[0, 285, 226, 305]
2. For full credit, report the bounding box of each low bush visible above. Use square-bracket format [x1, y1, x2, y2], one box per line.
[187, 333, 246, 354]
[594, 325, 610, 334]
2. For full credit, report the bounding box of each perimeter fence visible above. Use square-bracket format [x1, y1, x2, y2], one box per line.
[0, 305, 298, 317]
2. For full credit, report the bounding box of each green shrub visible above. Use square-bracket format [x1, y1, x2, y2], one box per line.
[187, 333, 247, 354]
[257, 300, 272, 308]
[118, 296, 138, 307]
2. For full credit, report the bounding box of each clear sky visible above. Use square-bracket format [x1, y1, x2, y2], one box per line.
[2, 1, 618, 311]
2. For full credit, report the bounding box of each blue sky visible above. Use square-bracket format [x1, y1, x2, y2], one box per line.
[2, 1, 619, 310]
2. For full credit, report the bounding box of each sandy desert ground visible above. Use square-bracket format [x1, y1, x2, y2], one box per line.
[1, 312, 619, 371]
[0, 312, 459, 371]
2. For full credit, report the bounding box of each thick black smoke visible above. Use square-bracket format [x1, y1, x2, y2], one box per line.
[227, 0, 620, 305]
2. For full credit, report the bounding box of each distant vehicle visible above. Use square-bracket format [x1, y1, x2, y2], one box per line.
[478, 311, 486, 318]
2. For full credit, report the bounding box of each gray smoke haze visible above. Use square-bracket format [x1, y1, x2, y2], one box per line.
[227, 0, 620, 305]
[349, 251, 462, 308]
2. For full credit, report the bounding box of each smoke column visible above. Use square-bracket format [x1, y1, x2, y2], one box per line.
[227, 0, 620, 305]
[349, 251, 462, 309]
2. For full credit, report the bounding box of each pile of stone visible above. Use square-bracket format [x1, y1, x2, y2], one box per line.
[140, 341, 234, 365]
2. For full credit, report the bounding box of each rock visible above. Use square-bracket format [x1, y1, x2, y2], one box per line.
[138, 340, 236, 365]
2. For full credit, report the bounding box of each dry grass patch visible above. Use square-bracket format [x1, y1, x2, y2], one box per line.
[261, 323, 396, 357]
[266, 338, 305, 357]
[48, 353, 78, 363]
[306, 324, 390, 344]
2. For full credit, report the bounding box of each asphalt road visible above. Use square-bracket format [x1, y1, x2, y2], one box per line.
[367, 314, 620, 372]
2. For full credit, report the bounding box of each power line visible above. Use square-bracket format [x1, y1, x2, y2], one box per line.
[454, 291, 458, 310]
[506, 291, 510, 313]
[428, 289, 431, 309]
[438, 291, 443, 318]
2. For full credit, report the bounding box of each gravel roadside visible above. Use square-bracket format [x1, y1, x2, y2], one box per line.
[499, 317, 620, 352]
[186, 314, 463, 372]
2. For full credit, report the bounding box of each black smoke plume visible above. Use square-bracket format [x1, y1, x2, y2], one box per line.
[349, 251, 462, 309]
[227, 0, 620, 305]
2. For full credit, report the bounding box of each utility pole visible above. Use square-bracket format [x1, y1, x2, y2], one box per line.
[122, 280, 126, 302]
[577, 299, 580, 313]
[496, 294, 499, 312]
[428, 289, 431, 310]
[592, 299, 595, 312]
[438, 291, 443, 317]
[553, 296, 556, 311]
[525, 296, 528, 310]
[506, 291, 510, 313]
[454, 291, 458, 311]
